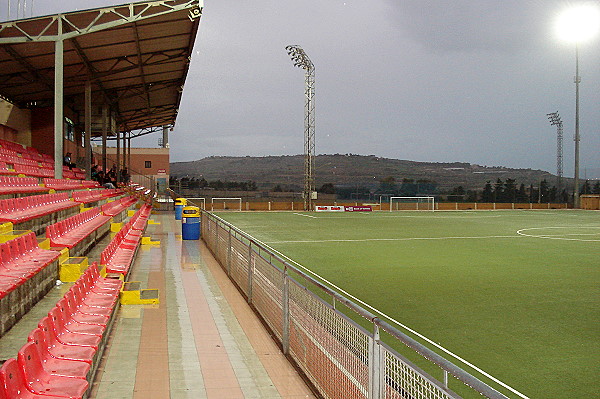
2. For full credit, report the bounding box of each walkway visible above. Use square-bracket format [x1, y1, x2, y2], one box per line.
[0, 212, 316, 399]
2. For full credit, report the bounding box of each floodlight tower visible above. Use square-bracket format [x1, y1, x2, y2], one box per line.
[556, 4, 600, 208]
[285, 45, 315, 211]
[547, 112, 564, 193]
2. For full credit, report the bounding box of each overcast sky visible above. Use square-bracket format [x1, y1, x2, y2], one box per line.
[6, 0, 600, 178]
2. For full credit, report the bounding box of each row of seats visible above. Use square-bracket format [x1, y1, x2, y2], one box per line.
[43, 179, 93, 191]
[130, 203, 152, 230]
[79, 180, 100, 190]
[0, 176, 106, 196]
[0, 262, 122, 398]
[0, 193, 79, 224]
[0, 188, 125, 224]
[0, 160, 85, 181]
[0, 162, 18, 176]
[100, 196, 138, 217]
[13, 165, 53, 179]
[102, 204, 152, 276]
[0, 232, 61, 335]
[0, 155, 40, 168]
[8, 166, 85, 180]
[0, 140, 77, 172]
[0, 139, 49, 161]
[71, 189, 121, 204]
[0, 177, 47, 195]
[46, 208, 111, 250]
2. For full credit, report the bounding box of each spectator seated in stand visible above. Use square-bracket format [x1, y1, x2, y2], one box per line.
[120, 168, 130, 184]
[90, 165, 99, 182]
[97, 171, 115, 189]
[62, 152, 75, 170]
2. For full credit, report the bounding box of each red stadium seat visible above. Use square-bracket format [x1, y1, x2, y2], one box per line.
[20, 341, 89, 380]
[48, 307, 104, 339]
[18, 342, 88, 398]
[0, 358, 66, 399]
[34, 319, 95, 364]
[44, 310, 100, 350]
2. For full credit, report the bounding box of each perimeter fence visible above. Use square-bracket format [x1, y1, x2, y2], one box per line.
[201, 210, 514, 399]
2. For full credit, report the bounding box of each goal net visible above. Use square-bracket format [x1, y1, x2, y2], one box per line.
[390, 196, 435, 211]
[211, 197, 243, 211]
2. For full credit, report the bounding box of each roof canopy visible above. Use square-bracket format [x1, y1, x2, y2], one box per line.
[0, 0, 202, 135]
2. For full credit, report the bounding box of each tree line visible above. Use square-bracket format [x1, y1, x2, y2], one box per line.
[170, 176, 258, 191]
[448, 178, 600, 203]
[328, 178, 600, 203]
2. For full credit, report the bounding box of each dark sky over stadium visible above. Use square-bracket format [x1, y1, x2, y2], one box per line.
[6, 0, 600, 177]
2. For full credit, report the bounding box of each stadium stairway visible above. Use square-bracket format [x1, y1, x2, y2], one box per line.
[0, 212, 316, 398]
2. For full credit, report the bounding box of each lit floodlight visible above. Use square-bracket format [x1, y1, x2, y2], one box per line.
[556, 3, 600, 42]
[554, 3, 599, 208]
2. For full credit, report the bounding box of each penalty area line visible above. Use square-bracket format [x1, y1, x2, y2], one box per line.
[265, 234, 518, 244]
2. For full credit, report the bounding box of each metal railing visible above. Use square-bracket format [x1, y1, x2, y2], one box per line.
[201, 210, 511, 399]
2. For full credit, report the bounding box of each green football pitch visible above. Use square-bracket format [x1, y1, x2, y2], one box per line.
[216, 209, 599, 399]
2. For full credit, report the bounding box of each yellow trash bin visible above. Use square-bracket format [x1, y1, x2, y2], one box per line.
[174, 198, 187, 220]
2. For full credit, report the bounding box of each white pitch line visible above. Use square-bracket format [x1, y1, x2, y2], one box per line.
[311, 214, 504, 219]
[516, 226, 600, 242]
[292, 212, 318, 219]
[531, 232, 600, 237]
[266, 235, 518, 244]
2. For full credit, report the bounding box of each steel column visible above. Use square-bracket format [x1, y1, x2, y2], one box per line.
[369, 325, 381, 399]
[127, 132, 131, 172]
[84, 80, 92, 179]
[101, 104, 108, 171]
[116, 129, 120, 184]
[53, 19, 64, 179]
[573, 43, 581, 208]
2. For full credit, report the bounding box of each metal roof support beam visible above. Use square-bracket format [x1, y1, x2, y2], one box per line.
[133, 21, 151, 111]
[0, 1, 202, 44]
[70, 38, 117, 114]
[84, 80, 92, 179]
[2, 46, 54, 92]
[53, 19, 63, 179]
[91, 124, 168, 141]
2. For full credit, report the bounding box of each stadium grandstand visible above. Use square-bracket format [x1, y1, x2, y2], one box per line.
[0, 1, 528, 399]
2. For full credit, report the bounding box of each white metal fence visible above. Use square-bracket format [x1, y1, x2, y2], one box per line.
[201, 211, 511, 399]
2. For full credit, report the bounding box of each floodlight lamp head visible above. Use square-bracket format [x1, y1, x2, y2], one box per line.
[547, 111, 562, 126]
[556, 3, 600, 43]
[285, 44, 313, 71]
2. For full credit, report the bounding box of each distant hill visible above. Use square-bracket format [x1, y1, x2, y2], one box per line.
[170, 154, 559, 192]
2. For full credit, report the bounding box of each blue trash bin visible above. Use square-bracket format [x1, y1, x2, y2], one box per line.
[181, 206, 200, 240]
[175, 198, 187, 220]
